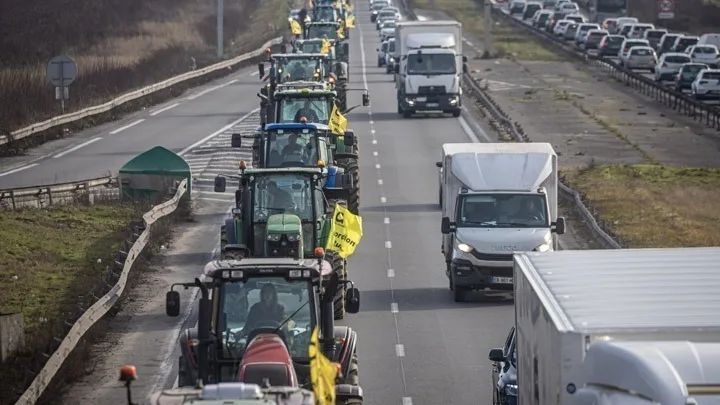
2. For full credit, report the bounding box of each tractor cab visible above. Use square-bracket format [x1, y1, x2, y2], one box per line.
[312, 5, 339, 22]
[259, 53, 330, 85]
[164, 256, 362, 400]
[272, 88, 336, 125]
[304, 22, 342, 42]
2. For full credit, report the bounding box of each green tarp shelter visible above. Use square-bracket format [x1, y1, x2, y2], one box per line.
[119, 146, 192, 200]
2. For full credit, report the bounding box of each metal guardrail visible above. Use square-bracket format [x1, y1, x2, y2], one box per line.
[0, 37, 283, 148]
[493, 8, 720, 131]
[0, 175, 119, 210]
[14, 179, 189, 405]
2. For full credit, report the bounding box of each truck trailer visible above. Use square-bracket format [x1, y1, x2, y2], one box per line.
[513, 247, 720, 405]
[437, 142, 566, 302]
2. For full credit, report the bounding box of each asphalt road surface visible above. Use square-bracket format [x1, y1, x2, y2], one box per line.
[53, 2, 583, 404]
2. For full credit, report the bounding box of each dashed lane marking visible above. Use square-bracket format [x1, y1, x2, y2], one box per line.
[109, 119, 145, 135]
[150, 102, 180, 116]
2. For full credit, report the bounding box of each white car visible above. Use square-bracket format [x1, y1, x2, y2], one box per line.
[621, 46, 657, 71]
[553, 19, 572, 37]
[686, 45, 720, 67]
[627, 23, 655, 39]
[619, 38, 650, 59]
[380, 21, 396, 41]
[691, 69, 720, 100]
[554, 0, 571, 10]
[558, 2, 579, 13]
[610, 17, 638, 35]
[377, 40, 389, 67]
[654, 52, 692, 82]
[575, 23, 601, 46]
[564, 14, 585, 24]
[509, 0, 527, 15]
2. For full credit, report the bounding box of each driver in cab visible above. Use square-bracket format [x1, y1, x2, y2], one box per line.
[242, 283, 285, 335]
[293, 100, 320, 123]
[267, 180, 295, 211]
[282, 134, 306, 162]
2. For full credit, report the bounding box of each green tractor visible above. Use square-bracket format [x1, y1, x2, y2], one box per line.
[213, 166, 354, 319]
[291, 38, 350, 83]
[231, 121, 360, 214]
[164, 256, 363, 404]
[303, 22, 349, 64]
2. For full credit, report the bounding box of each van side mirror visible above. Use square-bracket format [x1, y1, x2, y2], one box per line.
[441, 217, 455, 234]
[552, 216, 566, 235]
[345, 287, 360, 313]
[166, 291, 180, 317]
[231, 133, 242, 148]
[258, 63, 265, 78]
[362, 93, 370, 106]
[214, 176, 227, 193]
[488, 348, 505, 362]
[343, 130, 355, 146]
[435, 161, 443, 168]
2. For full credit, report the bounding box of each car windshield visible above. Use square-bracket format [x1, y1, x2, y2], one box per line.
[253, 174, 315, 221]
[682, 66, 706, 76]
[373, 3, 388, 10]
[277, 59, 323, 82]
[265, 129, 320, 167]
[307, 25, 338, 40]
[383, 22, 396, 29]
[279, 97, 330, 124]
[407, 53, 456, 75]
[646, 30, 666, 38]
[219, 277, 314, 361]
[607, 36, 624, 43]
[456, 194, 549, 228]
[702, 72, 720, 80]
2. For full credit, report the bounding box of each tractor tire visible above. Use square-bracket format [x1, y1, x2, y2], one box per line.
[325, 250, 347, 320]
[178, 355, 193, 387]
[337, 400, 363, 405]
[337, 158, 360, 215]
[345, 352, 359, 386]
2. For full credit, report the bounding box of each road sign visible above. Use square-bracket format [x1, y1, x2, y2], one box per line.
[657, 0, 675, 19]
[46, 55, 78, 87]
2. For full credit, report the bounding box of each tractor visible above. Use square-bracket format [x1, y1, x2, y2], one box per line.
[212, 166, 354, 319]
[163, 256, 363, 404]
[291, 38, 350, 83]
[303, 22, 349, 64]
[232, 122, 360, 214]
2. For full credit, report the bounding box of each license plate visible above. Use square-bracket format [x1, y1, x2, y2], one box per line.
[426, 103, 439, 107]
[491, 276, 513, 284]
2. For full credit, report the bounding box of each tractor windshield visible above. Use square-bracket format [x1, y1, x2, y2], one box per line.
[264, 128, 321, 167]
[219, 277, 315, 362]
[299, 42, 335, 59]
[313, 7, 337, 21]
[307, 24, 339, 40]
[277, 58, 323, 82]
[279, 97, 330, 124]
[253, 173, 315, 222]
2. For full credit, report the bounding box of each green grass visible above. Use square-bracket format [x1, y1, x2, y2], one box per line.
[0, 203, 136, 336]
[413, 0, 563, 60]
[562, 165, 720, 248]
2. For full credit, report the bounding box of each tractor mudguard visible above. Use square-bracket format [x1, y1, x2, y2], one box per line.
[178, 328, 199, 387]
[335, 384, 363, 401]
[333, 152, 358, 160]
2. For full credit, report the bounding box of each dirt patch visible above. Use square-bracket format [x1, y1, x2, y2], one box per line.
[562, 165, 720, 248]
[0, 0, 290, 135]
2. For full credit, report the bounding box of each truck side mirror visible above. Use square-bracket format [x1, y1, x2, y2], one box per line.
[394, 64, 400, 74]
[362, 93, 370, 106]
[343, 130, 355, 146]
[258, 63, 265, 78]
[488, 348, 504, 362]
[214, 176, 227, 193]
[345, 287, 360, 313]
[435, 161, 443, 168]
[340, 173, 354, 189]
[462, 55, 468, 63]
[231, 133, 242, 148]
[441, 217, 455, 234]
[166, 291, 180, 317]
[552, 217, 566, 235]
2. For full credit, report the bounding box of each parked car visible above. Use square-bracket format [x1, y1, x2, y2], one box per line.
[583, 29, 609, 50]
[488, 327, 518, 405]
[671, 35, 700, 53]
[686, 44, 719, 67]
[675, 63, 709, 90]
[691, 69, 720, 100]
[653, 52, 692, 81]
[621, 46, 657, 71]
[598, 34, 625, 57]
[643, 29, 668, 49]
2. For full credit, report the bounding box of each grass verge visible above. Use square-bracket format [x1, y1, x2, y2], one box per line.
[562, 165, 720, 248]
[411, 0, 563, 60]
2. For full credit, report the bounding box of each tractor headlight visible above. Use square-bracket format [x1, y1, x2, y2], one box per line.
[533, 242, 552, 252]
[268, 234, 282, 242]
[287, 234, 301, 242]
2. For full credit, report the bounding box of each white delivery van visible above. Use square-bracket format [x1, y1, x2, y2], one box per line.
[698, 33, 720, 49]
[513, 247, 720, 405]
[437, 142, 566, 302]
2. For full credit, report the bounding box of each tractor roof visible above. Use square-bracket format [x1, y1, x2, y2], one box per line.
[203, 258, 333, 278]
[274, 88, 336, 97]
[243, 167, 323, 175]
[297, 38, 336, 44]
[306, 21, 341, 26]
[148, 383, 316, 404]
[272, 53, 328, 60]
[275, 82, 331, 92]
[262, 123, 331, 131]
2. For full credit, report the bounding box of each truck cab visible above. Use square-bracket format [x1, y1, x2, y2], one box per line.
[437, 143, 565, 302]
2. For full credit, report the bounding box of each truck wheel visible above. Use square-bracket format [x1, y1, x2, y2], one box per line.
[339, 158, 360, 214]
[346, 352, 359, 385]
[452, 109, 461, 117]
[325, 250, 347, 320]
[397, 101, 403, 115]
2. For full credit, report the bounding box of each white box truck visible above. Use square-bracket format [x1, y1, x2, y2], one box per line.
[394, 20, 467, 118]
[436, 142, 566, 302]
[513, 247, 720, 405]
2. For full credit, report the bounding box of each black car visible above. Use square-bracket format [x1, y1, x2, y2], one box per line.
[675, 63, 709, 90]
[598, 35, 624, 57]
[509, 1, 526, 15]
[489, 327, 518, 405]
[657, 33, 682, 55]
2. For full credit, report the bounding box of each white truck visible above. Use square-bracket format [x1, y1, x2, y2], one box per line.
[512, 247, 720, 405]
[394, 20, 467, 118]
[436, 142, 566, 302]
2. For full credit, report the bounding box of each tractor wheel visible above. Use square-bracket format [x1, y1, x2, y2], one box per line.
[337, 83, 348, 112]
[178, 355, 193, 387]
[335, 157, 359, 214]
[325, 250, 347, 320]
[345, 352, 359, 386]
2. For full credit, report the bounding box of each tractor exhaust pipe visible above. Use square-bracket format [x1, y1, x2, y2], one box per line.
[195, 278, 211, 385]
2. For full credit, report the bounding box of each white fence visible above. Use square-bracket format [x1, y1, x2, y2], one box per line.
[14, 178, 189, 405]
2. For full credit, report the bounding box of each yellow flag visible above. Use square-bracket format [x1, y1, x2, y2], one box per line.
[345, 15, 355, 28]
[309, 327, 336, 405]
[328, 104, 347, 135]
[325, 204, 363, 258]
[290, 19, 302, 35]
[336, 25, 345, 39]
[321, 39, 331, 54]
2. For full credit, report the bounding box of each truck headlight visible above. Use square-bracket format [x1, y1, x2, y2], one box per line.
[457, 243, 474, 253]
[533, 242, 551, 252]
[504, 384, 518, 396]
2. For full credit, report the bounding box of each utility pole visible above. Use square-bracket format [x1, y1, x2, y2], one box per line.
[217, 0, 224, 59]
[483, 0, 493, 57]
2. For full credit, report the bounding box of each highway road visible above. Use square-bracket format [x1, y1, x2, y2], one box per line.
[55, 2, 585, 405]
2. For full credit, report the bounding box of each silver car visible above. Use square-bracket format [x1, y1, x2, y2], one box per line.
[380, 21, 396, 41]
[692, 69, 720, 100]
[622, 46, 657, 71]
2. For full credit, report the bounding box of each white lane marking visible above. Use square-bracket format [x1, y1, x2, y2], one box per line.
[371, 130, 376, 135]
[370, 120, 374, 125]
[385, 241, 392, 249]
[403, 398, 414, 405]
[380, 196, 387, 203]
[150, 103, 180, 116]
[373, 151, 378, 156]
[395, 344, 405, 357]
[53, 137, 103, 158]
[375, 163, 381, 169]
[186, 79, 238, 100]
[109, 119, 145, 135]
[387, 269, 395, 278]
[0, 163, 39, 177]
[378, 179, 383, 185]
[391, 303, 399, 313]
[179, 108, 259, 156]
[384, 217, 390, 224]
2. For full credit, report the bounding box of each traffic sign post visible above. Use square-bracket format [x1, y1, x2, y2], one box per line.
[46, 55, 78, 114]
[657, 0, 675, 19]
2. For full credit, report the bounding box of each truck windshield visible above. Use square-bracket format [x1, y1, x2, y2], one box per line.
[279, 97, 330, 124]
[407, 53, 456, 75]
[253, 174, 315, 222]
[265, 129, 320, 167]
[456, 194, 549, 228]
[219, 277, 314, 362]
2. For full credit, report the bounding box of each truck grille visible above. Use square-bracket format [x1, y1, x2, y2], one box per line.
[471, 251, 514, 261]
[418, 85, 446, 95]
